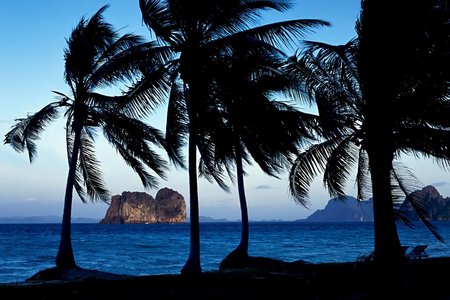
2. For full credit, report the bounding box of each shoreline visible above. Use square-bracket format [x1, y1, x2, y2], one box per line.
[2, 257, 450, 299]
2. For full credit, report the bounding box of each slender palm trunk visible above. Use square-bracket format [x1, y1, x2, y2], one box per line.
[219, 148, 249, 270]
[181, 116, 202, 275]
[235, 149, 249, 255]
[55, 125, 81, 268]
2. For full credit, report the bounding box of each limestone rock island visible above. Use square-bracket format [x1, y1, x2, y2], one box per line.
[100, 187, 186, 224]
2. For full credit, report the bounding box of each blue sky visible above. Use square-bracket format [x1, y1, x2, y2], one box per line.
[1, 0, 448, 221]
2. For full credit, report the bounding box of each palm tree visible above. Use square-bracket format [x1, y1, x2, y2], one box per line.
[288, 0, 449, 264]
[139, 0, 328, 274]
[4, 5, 170, 269]
[200, 49, 316, 267]
[357, 0, 449, 263]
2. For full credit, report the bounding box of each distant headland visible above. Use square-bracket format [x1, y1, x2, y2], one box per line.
[1, 185, 447, 224]
[301, 185, 450, 222]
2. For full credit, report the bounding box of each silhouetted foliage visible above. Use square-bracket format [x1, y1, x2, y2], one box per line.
[138, 0, 328, 274]
[288, 0, 449, 264]
[4, 5, 169, 268]
[201, 48, 317, 265]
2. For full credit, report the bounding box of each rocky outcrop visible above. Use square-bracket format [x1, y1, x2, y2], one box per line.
[154, 188, 187, 223]
[100, 188, 186, 224]
[400, 185, 450, 221]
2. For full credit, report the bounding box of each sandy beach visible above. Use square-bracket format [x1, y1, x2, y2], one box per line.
[2, 257, 450, 299]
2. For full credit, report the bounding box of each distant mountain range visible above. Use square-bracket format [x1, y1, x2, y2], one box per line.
[302, 185, 450, 222]
[304, 196, 374, 222]
[0, 215, 235, 224]
[0, 216, 100, 224]
[2, 185, 447, 224]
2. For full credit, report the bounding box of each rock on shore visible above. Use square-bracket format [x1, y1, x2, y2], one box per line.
[100, 188, 186, 224]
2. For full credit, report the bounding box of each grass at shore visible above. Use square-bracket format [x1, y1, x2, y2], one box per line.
[1, 257, 450, 299]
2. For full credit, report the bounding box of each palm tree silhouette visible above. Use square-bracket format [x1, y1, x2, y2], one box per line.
[288, 0, 449, 264]
[4, 5, 169, 269]
[139, 0, 328, 274]
[201, 49, 316, 267]
[358, 0, 449, 264]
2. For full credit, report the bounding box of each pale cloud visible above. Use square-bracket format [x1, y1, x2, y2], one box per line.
[432, 182, 449, 187]
[23, 197, 39, 202]
[254, 184, 272, 190]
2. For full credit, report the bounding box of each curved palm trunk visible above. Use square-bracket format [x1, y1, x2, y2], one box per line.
[55, 125, 81, 268]
[235, 151, 249, 255]
[229, 148, 250, 256]
[180, 120, 202, 275]
[220, 148, 249, 270]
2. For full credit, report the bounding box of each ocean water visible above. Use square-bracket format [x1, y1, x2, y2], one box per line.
[1, 221, 450, 283]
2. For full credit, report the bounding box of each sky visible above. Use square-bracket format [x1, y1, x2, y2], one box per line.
[1, 0, 449, 221]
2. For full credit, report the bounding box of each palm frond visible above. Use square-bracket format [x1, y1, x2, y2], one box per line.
[100, 111, 169, 188]
[391, 163, 443, 242]
[302, 39, 359, 80]
[65, 120, 75, 166]
[271, 103, 318, 146]
[323, 137, 359, 199]
[88, 33, 146, 88]
[4, 102, 61, 162]
[91, 41, 172, 92]
[402, 191, 444, 243]
[284, 46, 359, 141]
[289, 138, 342, 206]
[205, 0, 294, 38]
[113, 140, 161, 190]
[355, 148, 371, 201]
[241, 19, 330, 51]
[196, 108, 231, 192]
[73, 165, 88, 203]
[139, 0, 181, 45]
[121, 63, 172, 118]
[165, 81, 188, 169]
[397, 126, 450, 170]
[51, 90, 73, 104]
[65, 123, 87, 203]
[198, 158, 230, 192]
[390, 161, 422, 203]
[77, 128, 110, 203]
[93, 32, 144, 70]
[64, 5, 114, 86]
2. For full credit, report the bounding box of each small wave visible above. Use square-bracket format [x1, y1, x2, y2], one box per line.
[3, 222, 450, 283]
[136, 243, 163, 249]
[35, 255, 54, 260]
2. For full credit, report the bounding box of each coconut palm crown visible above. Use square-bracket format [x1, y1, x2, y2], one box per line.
[199, 48, 317, 266]
[288, 0, 449, 263]
[138, 0, 329, 274]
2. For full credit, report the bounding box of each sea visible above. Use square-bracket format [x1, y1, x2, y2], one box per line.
[1, 221, 450, 284]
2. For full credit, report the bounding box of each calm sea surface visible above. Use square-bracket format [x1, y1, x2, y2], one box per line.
[1, 221, 450, 283]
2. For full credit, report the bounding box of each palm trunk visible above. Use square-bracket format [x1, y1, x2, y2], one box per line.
[219, 148, 249, 270]
[359, 0, 405, 265]
[368, 149, 403, 264]
[235, 149, 249, 255]
[55, 125, 81, 268]
[180, 116, 202, 275]
[365, 91, 403, 265]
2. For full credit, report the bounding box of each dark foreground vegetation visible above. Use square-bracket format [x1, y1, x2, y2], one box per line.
[2, 257, 450, 299]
